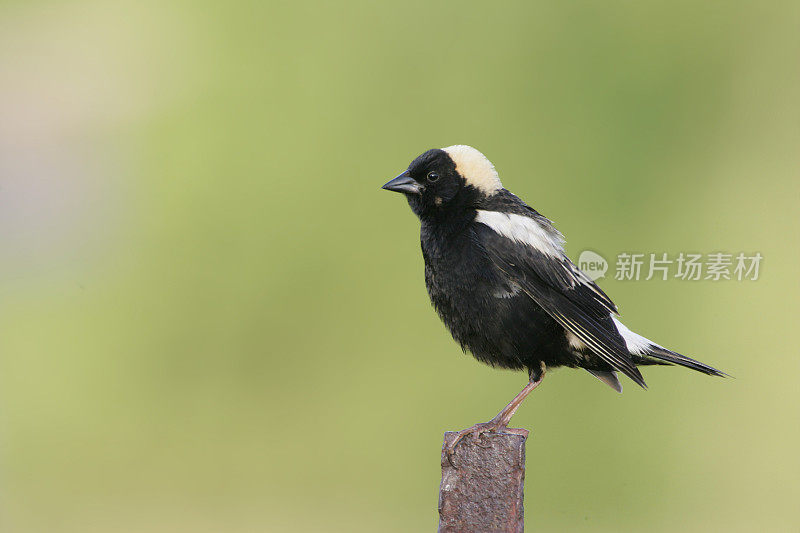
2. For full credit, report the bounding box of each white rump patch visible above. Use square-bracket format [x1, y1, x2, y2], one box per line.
[475, 210, 565, 257]
[612, 317, 657, 355]
[565, 331, 587, 351]
[442, 145, 502, 194]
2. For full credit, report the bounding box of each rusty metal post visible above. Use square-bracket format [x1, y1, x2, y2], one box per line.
[438, 430, 528, 532]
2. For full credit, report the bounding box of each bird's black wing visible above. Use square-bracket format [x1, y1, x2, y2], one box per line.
[478, 190, 619, 317]
[471, 212, 646, 387]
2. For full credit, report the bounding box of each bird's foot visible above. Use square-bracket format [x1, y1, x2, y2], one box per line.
[445, 420, 529, 468]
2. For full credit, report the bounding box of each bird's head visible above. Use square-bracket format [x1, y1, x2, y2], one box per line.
[382, 145, 502, 218]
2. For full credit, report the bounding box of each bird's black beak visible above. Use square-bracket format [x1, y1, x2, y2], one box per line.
[382, 171, 422, 195]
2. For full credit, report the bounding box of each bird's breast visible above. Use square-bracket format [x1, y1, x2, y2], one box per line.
[421, 225, 516, 315]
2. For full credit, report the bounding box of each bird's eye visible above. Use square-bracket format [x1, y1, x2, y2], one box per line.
[427, 172, 440, 182]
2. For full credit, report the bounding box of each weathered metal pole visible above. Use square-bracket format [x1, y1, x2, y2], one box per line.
[438, 430, 528, 532]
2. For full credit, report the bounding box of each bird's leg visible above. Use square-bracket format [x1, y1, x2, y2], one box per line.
[446, 364, 545, 465]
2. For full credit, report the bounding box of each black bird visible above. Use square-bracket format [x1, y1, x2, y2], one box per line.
[382, 145, 724, 454]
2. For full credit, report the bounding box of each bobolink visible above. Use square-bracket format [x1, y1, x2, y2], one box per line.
[382, 145, 724, 454]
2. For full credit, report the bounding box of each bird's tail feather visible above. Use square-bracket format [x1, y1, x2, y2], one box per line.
[586, 369, 623, 393]
[643, 346, 727, 377]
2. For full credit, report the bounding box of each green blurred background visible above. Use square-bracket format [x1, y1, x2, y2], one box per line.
[1, 1, 798, 531]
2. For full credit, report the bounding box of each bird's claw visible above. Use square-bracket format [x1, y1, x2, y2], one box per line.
[474, 432, 493, 449]
[445, 421, 505, 468]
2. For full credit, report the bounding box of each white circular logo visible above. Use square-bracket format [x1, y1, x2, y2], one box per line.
[577, 250, 608, 281]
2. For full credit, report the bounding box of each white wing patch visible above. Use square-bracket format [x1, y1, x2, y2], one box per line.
[612, 317, 657, 355]
[442, 145, 502, 193]
[475, 210, 565, 258]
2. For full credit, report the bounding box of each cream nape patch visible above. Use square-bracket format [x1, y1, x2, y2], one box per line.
[442, 145, 502, 194]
